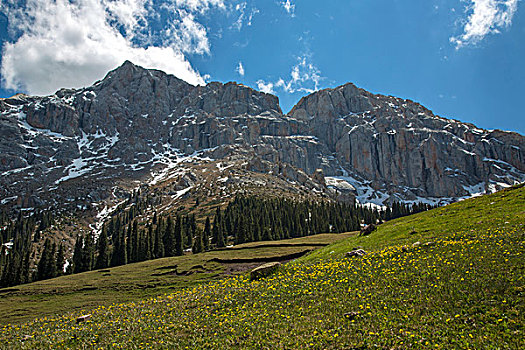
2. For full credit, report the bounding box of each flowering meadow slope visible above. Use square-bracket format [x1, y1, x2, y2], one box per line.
[2, 184, 524, 349]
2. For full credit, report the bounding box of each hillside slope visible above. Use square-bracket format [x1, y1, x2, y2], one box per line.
[1, 185, 523, 349]
[0, 233, 353, 325]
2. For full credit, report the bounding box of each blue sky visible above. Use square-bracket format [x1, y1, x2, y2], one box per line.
[0, 0, 523, 134]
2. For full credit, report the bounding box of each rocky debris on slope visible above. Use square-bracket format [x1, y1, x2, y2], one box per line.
[360, 224, 376, 236]
[345, 249, 367, 258]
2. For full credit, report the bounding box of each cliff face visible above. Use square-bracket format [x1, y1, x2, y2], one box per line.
[0, 61, 523, 212]
[288, 83, 525, 200]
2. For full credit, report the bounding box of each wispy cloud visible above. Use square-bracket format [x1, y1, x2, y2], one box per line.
[280, 0, 295, 17]
[257, 55, 322, 95]
[236, 61, 245, 76]
[231, 2, 258, 31]
[278, 55, 322, 93]
[172, 0, 225, 13]
[0, 0, 225, 95]
[450, 0, 518, 48]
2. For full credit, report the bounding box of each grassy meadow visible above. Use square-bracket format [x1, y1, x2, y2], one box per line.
[1, 185, 524, 349]
[0, 233, 353, 325]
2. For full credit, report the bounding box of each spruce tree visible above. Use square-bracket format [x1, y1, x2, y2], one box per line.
[82, 234, 94, 272]
[217, 226, 227, 248]
[174, 216, 183, 256]
[131, 220, 139, 262]
[211, 208, 221, 245]
[110, 229, 120, 267]
[163, 217, 175, 257]
[72, 235, 84, 273]
[126, 223, 133, 263]
[55, 243, 65, 276]
[119, 227, 127, 266]
[144, 225, 152, 261]
[203, 217, 211, 251]
[154, 223, 164, 259]
[95, 228, 109, 269]
[49, 242, 57, 278]
[37, 238, 52, 280]
[192, 228, 204, 254]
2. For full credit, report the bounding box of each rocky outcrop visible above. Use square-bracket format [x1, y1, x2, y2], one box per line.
[288, 84, 525, 202]
[250, 262, 281, 280]
[0, 61, 523, 214]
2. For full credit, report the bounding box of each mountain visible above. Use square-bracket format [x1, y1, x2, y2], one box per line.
[1, 61, 524, 225]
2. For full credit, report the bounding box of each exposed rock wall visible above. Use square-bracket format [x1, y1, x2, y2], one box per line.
[0, 61, 523, 210]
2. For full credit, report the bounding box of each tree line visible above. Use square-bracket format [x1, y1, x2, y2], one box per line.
[0, 195, 434, 288]
[0, 210, 58, 287]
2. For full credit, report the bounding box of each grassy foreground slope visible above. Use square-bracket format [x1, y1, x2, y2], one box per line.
[2, 185, 524, 349]
[0, 233, 353, 325]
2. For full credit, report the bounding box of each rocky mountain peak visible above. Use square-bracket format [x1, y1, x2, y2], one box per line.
[0, 62, 523, 219]
[288, 82, 374, 120]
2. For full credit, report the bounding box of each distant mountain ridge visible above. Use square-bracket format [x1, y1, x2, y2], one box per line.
[0, 61, 523, 221]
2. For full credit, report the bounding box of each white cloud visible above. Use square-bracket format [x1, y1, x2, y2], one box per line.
[256, 55, 322, 95]
[450, 0, 518, 48]
[173, 0, 225, 13]
[231, 2, 247, 31]
[256, 80, 274, 94]
[236, 62, 245, 76]
[231, 2, 258, 31]
[0, 0, 224, 95]
[280, 0, 295, 17]
[247, 8, 260, 26]
[277, 55, 321, 94]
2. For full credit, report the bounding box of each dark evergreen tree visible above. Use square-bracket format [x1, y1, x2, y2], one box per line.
[37, 238, 55, 280]
[154, 221, 164, 259]
[174, 216, 183, 256]
[55, 243, 65, 276]
[82, 234, 95, 272]
[119, 226, 127, 266]
[192, 228, 204, 254]
[95, 227, 109, 269]
[131, 220, 139, 262]
[72, 235, 84, 273]
[163, 217, 175, 257]
[126, 223, 133, 263]
[203, 217, 211, 251]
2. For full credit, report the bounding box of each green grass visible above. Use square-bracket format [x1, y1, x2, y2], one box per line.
[0, 233, 352, 326]
[305, 183, 525, 260]
[1, 185, 524, 349]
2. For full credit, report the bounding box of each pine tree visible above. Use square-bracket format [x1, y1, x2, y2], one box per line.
[163, 217, 175, 257]
[126, 223, 133, 263]
[72, 235, 84, 273]
[212, 208, 221, 245]
[174, 216, 183, 256]
[216, 225, 226, 247]
[184, 215, 195, 249]
[119, 227, 127, 266]
[0, 246, 6, 277]
[131, 220, 139, 262]
[37, 238, 55, 280]
[55, 243, 65, 276]
[82, 234, 94, 272]
[49, 242, 57, 277]
[192, 228, 204, 254]
[144, 225, 152, 261]
[203, 217, 211, 251]
[154, 222, 164, 259]
[95, 227, 109, 269]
